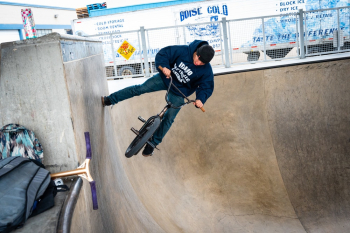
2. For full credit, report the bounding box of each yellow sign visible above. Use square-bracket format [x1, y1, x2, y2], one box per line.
[117, 40, 136, 60]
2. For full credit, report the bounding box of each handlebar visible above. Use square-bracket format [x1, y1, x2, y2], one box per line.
[158, 66, 205, 112]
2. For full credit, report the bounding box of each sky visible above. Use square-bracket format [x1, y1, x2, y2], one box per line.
[3, 0, 175, 8]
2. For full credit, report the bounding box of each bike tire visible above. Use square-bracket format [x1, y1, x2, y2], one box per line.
[125, 116, 161, 158]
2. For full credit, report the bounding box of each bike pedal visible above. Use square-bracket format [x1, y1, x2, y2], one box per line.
[138, 116, 146, 123]
[146, 141, 156, 148]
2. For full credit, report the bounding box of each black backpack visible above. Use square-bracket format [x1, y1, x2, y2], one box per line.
[0, 156, 51, 232]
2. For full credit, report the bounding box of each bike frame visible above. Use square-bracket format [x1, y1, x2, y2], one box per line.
[159, 65, 205, 113]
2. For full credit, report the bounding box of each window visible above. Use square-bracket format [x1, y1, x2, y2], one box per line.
[36, 29, 52, 37]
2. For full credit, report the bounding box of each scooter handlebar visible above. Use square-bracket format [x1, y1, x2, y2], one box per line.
[89, 181, 98, 210]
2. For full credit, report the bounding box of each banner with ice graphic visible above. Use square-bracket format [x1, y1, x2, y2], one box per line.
[242, 0, 350, 48]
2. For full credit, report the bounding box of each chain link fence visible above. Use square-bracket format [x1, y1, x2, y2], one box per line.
[85, 6, 350, 79]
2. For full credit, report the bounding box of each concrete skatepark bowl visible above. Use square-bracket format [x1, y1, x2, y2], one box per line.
[0, 34, 349, 233]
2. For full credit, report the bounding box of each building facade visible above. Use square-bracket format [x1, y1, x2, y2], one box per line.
[0, 1, 77, 43]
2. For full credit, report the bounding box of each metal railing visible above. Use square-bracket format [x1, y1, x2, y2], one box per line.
[85, 6, 350, 79]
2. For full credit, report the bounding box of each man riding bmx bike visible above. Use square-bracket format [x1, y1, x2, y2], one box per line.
[102, 40, 215, 157]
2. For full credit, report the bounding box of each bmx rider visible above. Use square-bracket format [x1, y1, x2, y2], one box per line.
[102, 40, 215, 157]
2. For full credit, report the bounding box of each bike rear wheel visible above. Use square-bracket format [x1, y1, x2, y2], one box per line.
[125, 116, 161, 158]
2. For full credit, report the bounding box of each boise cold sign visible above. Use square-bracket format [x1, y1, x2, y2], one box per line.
[180, 5, 228, 22]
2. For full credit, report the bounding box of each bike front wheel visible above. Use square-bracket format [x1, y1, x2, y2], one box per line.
[125, 116, 161, 158]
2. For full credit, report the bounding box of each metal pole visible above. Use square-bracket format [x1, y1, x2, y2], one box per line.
[176, 26, 180, 45]
[295, 14, 300, 57]
[337, 8, 341, 51]
[183, 26, 186, 44]
[299, 9, 305, 58]
[146, 30, 154, 76]
[304, 9, 309, 56]
[140, 26, 150, 77]
[137, 31, 145, 77]
[228, 21, 233, 65]
[262, 18, 267, 61]
[219, 23, 224, 66]
[110, 35, 117, 78]
[221, 17, 230, 68]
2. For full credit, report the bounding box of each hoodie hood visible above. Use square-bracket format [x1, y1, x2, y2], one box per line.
[188, 40, 209, 58]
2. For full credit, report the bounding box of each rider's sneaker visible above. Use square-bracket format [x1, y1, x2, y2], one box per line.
[142, 144, 154, 157]
[101, 96, 112, 107]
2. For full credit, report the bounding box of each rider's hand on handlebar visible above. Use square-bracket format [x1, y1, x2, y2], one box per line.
[162, 67, 171, 78]
[193, 99, 203, 108]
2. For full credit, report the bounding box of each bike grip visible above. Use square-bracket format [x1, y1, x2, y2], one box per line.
[158, 65, 171, 78]
[194, 104, 205, 112]
[84, 132, 92, 159]
[89, 181, 98, 210]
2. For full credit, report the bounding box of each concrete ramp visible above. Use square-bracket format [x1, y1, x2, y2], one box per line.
[1, 34, 349, 233]
[108, 60, 350, 233]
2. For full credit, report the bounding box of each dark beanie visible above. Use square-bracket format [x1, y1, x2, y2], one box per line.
[197, 44, 215, 63]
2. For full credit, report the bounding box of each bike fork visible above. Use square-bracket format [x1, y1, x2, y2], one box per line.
[158, 105, 170, 119]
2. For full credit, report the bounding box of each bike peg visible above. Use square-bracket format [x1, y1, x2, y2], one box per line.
[131, 127, 140, 136]
[138, 116, 146, 123]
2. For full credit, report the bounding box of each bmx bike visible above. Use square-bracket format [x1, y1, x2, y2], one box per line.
[125, 66, 205, 158]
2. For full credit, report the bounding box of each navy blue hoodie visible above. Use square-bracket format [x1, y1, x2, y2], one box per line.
[155, 40, 214, 104]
